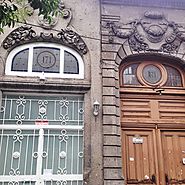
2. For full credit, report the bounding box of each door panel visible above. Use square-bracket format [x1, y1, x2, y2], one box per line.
[120, 95, 185, 125]
[122, 130, 185, 185]
[162, 131, 185, 185]
[122, 130, 157, 184]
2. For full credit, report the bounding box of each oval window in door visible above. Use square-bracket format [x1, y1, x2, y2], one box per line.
[137, 62, 167, 87]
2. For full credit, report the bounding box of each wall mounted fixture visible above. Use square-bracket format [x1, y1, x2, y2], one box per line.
[93, 100, 100, 116]
[155, 89, 164, 95]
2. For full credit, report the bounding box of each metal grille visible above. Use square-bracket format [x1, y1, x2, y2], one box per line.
[0, 95, 84, 185]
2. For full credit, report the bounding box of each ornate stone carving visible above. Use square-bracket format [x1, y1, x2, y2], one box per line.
[140, 12, 167, 43]
[57, 28, 88, 55]
[39, 32, 55, 41]
[58, 0, 71, 19]
[38, 15, 59, 29]
[107, 11, 185, 53]
[3, 26, 88, 55]
[38, 0, 72, 29]
[2, 26, 36, 49]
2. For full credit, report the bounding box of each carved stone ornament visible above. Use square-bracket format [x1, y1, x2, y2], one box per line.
[106, 11, 185, 53]
[3, 26, 87, 55]
[38, 15, 59, 29]
[2, 26, 36, 49]
[57, 28, 88, 55]
[38, 0, 72, 29]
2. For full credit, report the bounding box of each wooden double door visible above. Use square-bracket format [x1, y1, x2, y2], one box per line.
[120, 94, 185, 184]
[122, 129, 185, 185]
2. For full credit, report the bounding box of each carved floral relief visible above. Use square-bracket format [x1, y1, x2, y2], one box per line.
[2, 26, 87, 55]
[106, 11, 185, 53]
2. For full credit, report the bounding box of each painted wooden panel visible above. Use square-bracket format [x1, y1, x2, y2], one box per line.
[162, 131, 185, 184]
[122, 130, 156, 184]
[120, 99, 151, 119]
[159, 100, 185, 119]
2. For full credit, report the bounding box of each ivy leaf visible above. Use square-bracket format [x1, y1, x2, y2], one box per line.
[0, 28, 4, 34]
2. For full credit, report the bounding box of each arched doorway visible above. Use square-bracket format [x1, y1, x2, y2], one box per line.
[119, 55, 185, 185]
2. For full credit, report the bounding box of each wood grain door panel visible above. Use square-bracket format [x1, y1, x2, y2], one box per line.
[161, 131, 185, 185]
[122, 130, 185, 185]
[120, 96, 185, 127]
[122, 130, 157, 184]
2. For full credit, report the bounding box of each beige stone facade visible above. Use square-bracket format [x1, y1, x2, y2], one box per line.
[1, 0, 185, 185]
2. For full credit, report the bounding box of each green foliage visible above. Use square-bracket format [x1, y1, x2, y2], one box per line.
[0, 1, 18, 33]
[28, 0, 59, 18]
[0, 0, 60, 33]
[15, 0, 35, 22]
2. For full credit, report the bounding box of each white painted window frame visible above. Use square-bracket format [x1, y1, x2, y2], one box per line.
[5, 43, 84, 79]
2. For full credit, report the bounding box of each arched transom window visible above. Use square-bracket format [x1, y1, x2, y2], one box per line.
[5, 43, 84, 79]
[121, 61, 184, 87]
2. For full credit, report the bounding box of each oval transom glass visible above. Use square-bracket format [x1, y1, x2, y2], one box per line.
[143, 65, 162, 84]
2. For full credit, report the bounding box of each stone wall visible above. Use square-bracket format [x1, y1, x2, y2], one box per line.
[101, 2, 185, 185]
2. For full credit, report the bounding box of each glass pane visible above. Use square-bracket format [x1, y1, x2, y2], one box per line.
[32, 47, 60, 73]
[64, 51, 79, 74]
[165, 65, 182, 87]
[42, 129, 83, 175]
[11, 49, 28, 72]
[0, 95, 84, 126]
[0, 95, 84, 185]
[123, 64, 140, 85]
[143, 65, 161, 84]
[0, 129, 39, 176]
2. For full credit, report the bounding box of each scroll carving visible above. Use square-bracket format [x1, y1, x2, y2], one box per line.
[3, 26, 87, 55]
[2, 26, 36, 49]
[38, 0, 72, 29]
[57, 28, 88, 55]
[58, 0, 71, 19]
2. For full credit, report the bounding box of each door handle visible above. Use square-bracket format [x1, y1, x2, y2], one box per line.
[151, 174, 156, 184]
[165, 174, 169, 185]
[165, 174, 185, 184]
